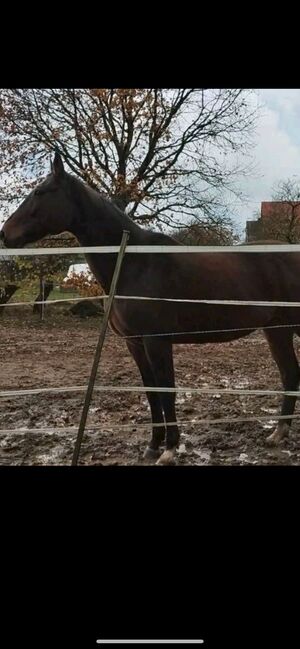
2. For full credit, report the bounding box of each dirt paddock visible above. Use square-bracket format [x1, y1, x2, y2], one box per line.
[1, 305, 300, 465]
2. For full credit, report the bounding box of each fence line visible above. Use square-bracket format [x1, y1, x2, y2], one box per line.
[0, 246, 120, 256]
[1, 412, 300, 436]
[112, 296, 300, 307]
[1, 384, 300, 399]
[2, 294, 300, 343]
[3, 294, 300, 309]
[123, 321, 300, 339]
[2, 243, 300, 256]
[0, 295, 103, 308]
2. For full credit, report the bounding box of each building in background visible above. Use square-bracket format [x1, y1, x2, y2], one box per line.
[245, 202, 300, 242]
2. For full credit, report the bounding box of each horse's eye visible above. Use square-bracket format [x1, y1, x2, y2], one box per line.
[35, 189, 43, 196]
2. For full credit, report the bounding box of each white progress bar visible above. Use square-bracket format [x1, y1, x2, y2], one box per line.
[96, 641, 204, 645]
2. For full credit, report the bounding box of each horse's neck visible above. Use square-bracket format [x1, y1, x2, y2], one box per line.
[69, 180, 178, 291]
[71, 193, 145, 291]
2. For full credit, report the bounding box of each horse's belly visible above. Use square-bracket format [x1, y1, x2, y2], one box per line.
[109, 300, 279, 339]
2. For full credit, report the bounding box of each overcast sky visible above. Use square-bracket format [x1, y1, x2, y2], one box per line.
[237, 89, 300, 233]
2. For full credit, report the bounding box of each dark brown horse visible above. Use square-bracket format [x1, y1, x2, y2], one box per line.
[1, 151, 300, 464]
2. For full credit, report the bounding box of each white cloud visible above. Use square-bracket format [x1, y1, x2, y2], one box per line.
[234, 89, 300, 235]
[260, 89, 300, 125]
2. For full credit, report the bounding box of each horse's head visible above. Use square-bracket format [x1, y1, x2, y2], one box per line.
[0, 151, 75, 248]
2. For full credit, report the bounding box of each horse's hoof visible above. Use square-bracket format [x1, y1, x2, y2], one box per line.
[156, 450, 176, 466]
[266, 424, 289, 446]
[143, 446, 161, 460]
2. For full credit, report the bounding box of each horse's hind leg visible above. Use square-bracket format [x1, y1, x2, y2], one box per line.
[126, 340, 166, 460]
[264, 329, 300, 445]
[143, 337, 179, 465]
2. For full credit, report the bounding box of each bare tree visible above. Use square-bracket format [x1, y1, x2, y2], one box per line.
[273, 178, 300, 202]
[260, 178, 300, 243]
[0, 89, 258, 229]
[170, 211, 240, 245]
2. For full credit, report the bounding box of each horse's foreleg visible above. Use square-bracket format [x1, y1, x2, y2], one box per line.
[126, 340, 166, 460]
[143, 337, 179, 465]
[264, 330, 300, 445]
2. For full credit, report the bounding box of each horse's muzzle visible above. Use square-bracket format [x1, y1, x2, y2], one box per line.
[0, 230, 19, 248]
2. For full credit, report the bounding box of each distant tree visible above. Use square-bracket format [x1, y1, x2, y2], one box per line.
[171, 215, 240, 245]
[0, 256, 23, 315]
[257, 178, 300, 243]
[0, 233, 80, 316]
[273, 177, 300, 202]
[63, 270, 103, 298]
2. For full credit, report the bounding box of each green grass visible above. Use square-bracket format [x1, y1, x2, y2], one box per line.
[11, 284, 80, 303]
[1, 283, 101, 330]
[46, 287, 80, 301]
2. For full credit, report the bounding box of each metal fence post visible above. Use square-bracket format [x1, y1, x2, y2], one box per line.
[71, 231, 130, 466]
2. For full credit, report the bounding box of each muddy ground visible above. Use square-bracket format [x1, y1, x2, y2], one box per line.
[1, 304, 300, 465]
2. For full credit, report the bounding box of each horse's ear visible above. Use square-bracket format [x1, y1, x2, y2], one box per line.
[52, 149, 65, 179]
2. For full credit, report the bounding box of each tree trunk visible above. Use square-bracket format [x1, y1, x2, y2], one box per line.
[33, 280, 54, 317]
